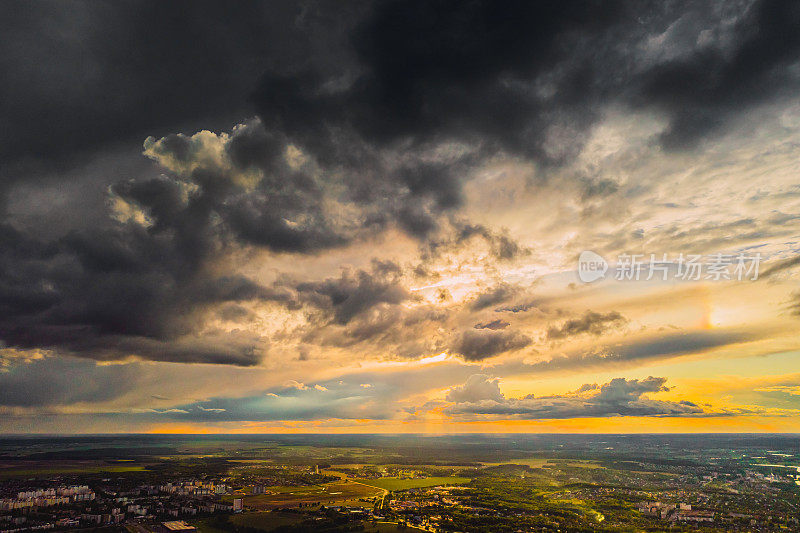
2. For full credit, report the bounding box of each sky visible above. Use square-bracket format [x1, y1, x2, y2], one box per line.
[1, 0, 800, 434]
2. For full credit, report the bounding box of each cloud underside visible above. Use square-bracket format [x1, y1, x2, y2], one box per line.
[1, 1, 800, 432]
[445, 375, 746, 419]
[0, 0, 798, 366]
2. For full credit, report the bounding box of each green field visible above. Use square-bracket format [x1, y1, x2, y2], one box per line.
[230, 511, 305, 531]
[197, 515, 418, 533]
[355, 476, 470, 491]
[364, 522, 427, 532]
[481, 458, 604, 469]
[0, 465, 147, 478]
[191, 518, 231, 533]
[244, 481, 382, 510]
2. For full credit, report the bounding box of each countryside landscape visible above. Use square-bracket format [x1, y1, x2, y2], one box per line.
[3, 0, 800, 531]
[1, 435, 799, 532]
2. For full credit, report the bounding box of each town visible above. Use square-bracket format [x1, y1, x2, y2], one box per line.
[1, 434, 799, 532]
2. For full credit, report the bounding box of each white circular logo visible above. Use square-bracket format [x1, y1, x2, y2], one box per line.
[577, 250, 608, 283]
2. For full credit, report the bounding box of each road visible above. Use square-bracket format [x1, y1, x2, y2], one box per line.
[347, 479, 389, 510]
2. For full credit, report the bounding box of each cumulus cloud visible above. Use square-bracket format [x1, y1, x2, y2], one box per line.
[0, 112, 514, 366]
[446, 374, 504, 403]
[446, 376, 707, 419]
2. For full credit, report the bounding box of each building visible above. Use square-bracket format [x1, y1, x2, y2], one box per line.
[674, 510, 715, 523]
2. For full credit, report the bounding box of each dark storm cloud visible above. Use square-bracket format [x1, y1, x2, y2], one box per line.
[253, 0, 625, 165]
[3, 0, 796, 190]
[137, 123, 366, 255]
[635, 0, 800, 149]
[0, 211, 274, 365]
[0, 0, 370, 366]
[0, 356, 140, 407]
[1, 0, 798, 368]
[252, 0, 800, 167]
[0, 0, 361, 193]
[452, 329, 531, 361]
[446, 376, 708, 419]
[0, 115, 392, 365]
[547, 310, 628, 340]
[285, 266, 410, 326]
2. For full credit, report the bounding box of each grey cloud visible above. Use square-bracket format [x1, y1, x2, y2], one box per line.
[423, 221, 529, 262]
[446, 376, 706, 419]
[164, 381, 399, 422]
[137, 122, 361, 255]
[635, 0, 800, 149]
[0, 0, 358, 195]
[495, 301, 542, 313]
[761, 255, 800, 278]
[474, 319, 510, 330]
[469, 284, 519, 311]
[254, 0, 621, 165]
[452, 329, 531, 362]
[286, 266, 410, 326]
[2, 0, 797, 369]
[0, 216, 271, 366]
[504, 329, 757, 375]
[252, 0, 800, 171]
[547, 310, 628, 339]
[0, 356, 139, 407]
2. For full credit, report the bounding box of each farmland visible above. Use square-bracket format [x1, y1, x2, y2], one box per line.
[355, 476, 471, 491]
[243, 480, 382, 510]
[0, 461, 148, 479]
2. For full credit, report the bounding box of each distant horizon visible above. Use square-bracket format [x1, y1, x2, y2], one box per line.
[2, 432, 800, 437]
[2, 4, 799, 529]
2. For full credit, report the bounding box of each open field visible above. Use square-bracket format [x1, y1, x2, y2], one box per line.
[366, 522, 427, 532]
[195, 514, 420, 533]
[230, 511, 305, 530]
[190, 518, 232, 533]
[0, 460, 147, 478]
[355, 476, 471, 491]
[481, 457, 551, 468]
[243, 481, 382, 510]
[480, 457, 605, 469]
